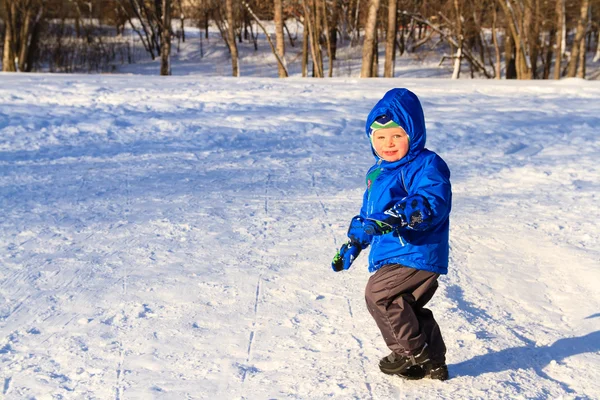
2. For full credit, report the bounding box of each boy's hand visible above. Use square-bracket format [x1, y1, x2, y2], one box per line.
[392, 194, 432, 230]
[347, 216, 371, 248]
[332, 242, 361, 272]
[363, 210, 407, 235]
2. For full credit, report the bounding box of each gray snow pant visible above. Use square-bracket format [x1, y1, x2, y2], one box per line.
[365, 264, 446, 364]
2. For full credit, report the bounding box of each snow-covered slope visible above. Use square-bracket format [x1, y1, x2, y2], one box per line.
[1, 75, 599, 399]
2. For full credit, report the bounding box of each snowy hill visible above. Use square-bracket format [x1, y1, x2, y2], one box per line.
[1, 75, 599, 399]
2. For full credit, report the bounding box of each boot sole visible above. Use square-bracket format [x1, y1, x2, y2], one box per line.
[395, 371, 449, 381]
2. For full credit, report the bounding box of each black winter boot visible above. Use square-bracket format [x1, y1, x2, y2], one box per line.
[423, 362, 449, 381]
[379, 344, 430, 375]
[397, 365, 426, 380]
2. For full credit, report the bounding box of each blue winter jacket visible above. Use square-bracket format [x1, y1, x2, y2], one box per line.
[361, 88, 451, 274]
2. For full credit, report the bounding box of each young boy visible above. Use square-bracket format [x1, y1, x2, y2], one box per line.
[332, 88, 451, 381]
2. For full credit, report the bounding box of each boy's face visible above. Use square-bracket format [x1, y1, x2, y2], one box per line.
[371, 127, 409, 162]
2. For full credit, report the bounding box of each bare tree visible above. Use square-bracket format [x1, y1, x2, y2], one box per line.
[360, 0, 381, 77]
[242, 0, 288, 76]
[496, 0, 532, 79]
[117, 0, 161, 60]
[320, 0, 333, 77]
[2, 0, 44, 72]
[553, 0, 565, 79]
[176, 0, 185, 43]
[567, 0, 590, 77]
[302, 15, 309, 76]
[2, 0, 18, 71]
[160, 0, 172, 75]
[302, 0, 323, 77]
[384, 0, 397, 77]
[595, 28, 600, 62]
[225, 0, 239, 76]
[329, 0, 341, 60]
[274, 0, 287, 77]
[577, 29, 586, 78]
[451, 0, 463, 79]
[491, 3, 501, 79]
[313, 0, 324, 75]
[408, 11, 492, 78]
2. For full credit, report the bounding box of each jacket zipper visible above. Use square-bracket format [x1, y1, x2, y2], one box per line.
[400, 170, 408, 193]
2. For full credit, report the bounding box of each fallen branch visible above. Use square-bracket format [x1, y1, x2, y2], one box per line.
[403, 11, 492, 79]
[242, 0, 288, 77]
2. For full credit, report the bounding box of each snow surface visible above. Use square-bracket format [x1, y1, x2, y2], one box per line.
[1, 75, 599, 399]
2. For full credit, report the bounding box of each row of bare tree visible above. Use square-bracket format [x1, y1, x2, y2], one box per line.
[1, 0, 599, 78]
[357, 0, 598, 79]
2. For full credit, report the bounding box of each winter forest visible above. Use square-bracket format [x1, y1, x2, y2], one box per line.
[1, 0, 600, 79]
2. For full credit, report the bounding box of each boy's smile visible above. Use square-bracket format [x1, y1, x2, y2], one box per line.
[372, 127, 409, 162]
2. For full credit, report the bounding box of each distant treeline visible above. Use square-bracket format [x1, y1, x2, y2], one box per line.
[1, 0, 598, 78]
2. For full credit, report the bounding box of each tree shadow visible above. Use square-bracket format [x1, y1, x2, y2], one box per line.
[451, 330, 600, 394]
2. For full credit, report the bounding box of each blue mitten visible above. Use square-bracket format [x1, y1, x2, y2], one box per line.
[347, 216, 371, 248]
[392, 194, 432, 230]
[332, 242, 361, 272]
[363, 210, 407, 235]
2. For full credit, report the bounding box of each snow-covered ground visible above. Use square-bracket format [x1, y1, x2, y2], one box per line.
[1, 75, 599, 399]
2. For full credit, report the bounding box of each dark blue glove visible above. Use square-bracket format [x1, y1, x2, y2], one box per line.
[347, 216, 371, 248]
[332, 242, 361, 272]
[392, 194, 432, 230]
[363, 210, 407, 235]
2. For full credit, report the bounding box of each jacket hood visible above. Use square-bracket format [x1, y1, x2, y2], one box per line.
[365, 88, 426, 166]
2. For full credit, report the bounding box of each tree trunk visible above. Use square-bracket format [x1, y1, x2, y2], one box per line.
[330, 0, 340, 60]
[302, 16, 309, 77]
[383, 0, 397, 77]
[2, 0, 17, 72]
[320, 0, 333, 77]
[496, 0, 531, 79]
[543, 29, 555, 79]
[567, 0, 590, 77]
[372, 34, 379, 77]
[274, 0, 287, 77]
[352, 0, 361, 45]
[360, 0, 381, 77]
[519, 1, 533, 79]
[313, 0, 324, 76]
[492, 4, 501, 79]
[553, 0, 564, 79]
[177, 0, 185, 42]
[243, 0, 288, 76]
[19, 3, 44, 72]
[226, 0, 239, 76]
[451, 0, 463, 79]
[398, 13, 406, 56]
[529, 0, 540, 79]
[505, 34, 517, 79]
[3, 0, 43, 73]
[594, 28, 600, 62]
[302, 0, 323, 77]
[577, 32, 586, 78]
[160, 0, 172, 75]
[17, 6, 34, 72]
[205, 11, 210, 39]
